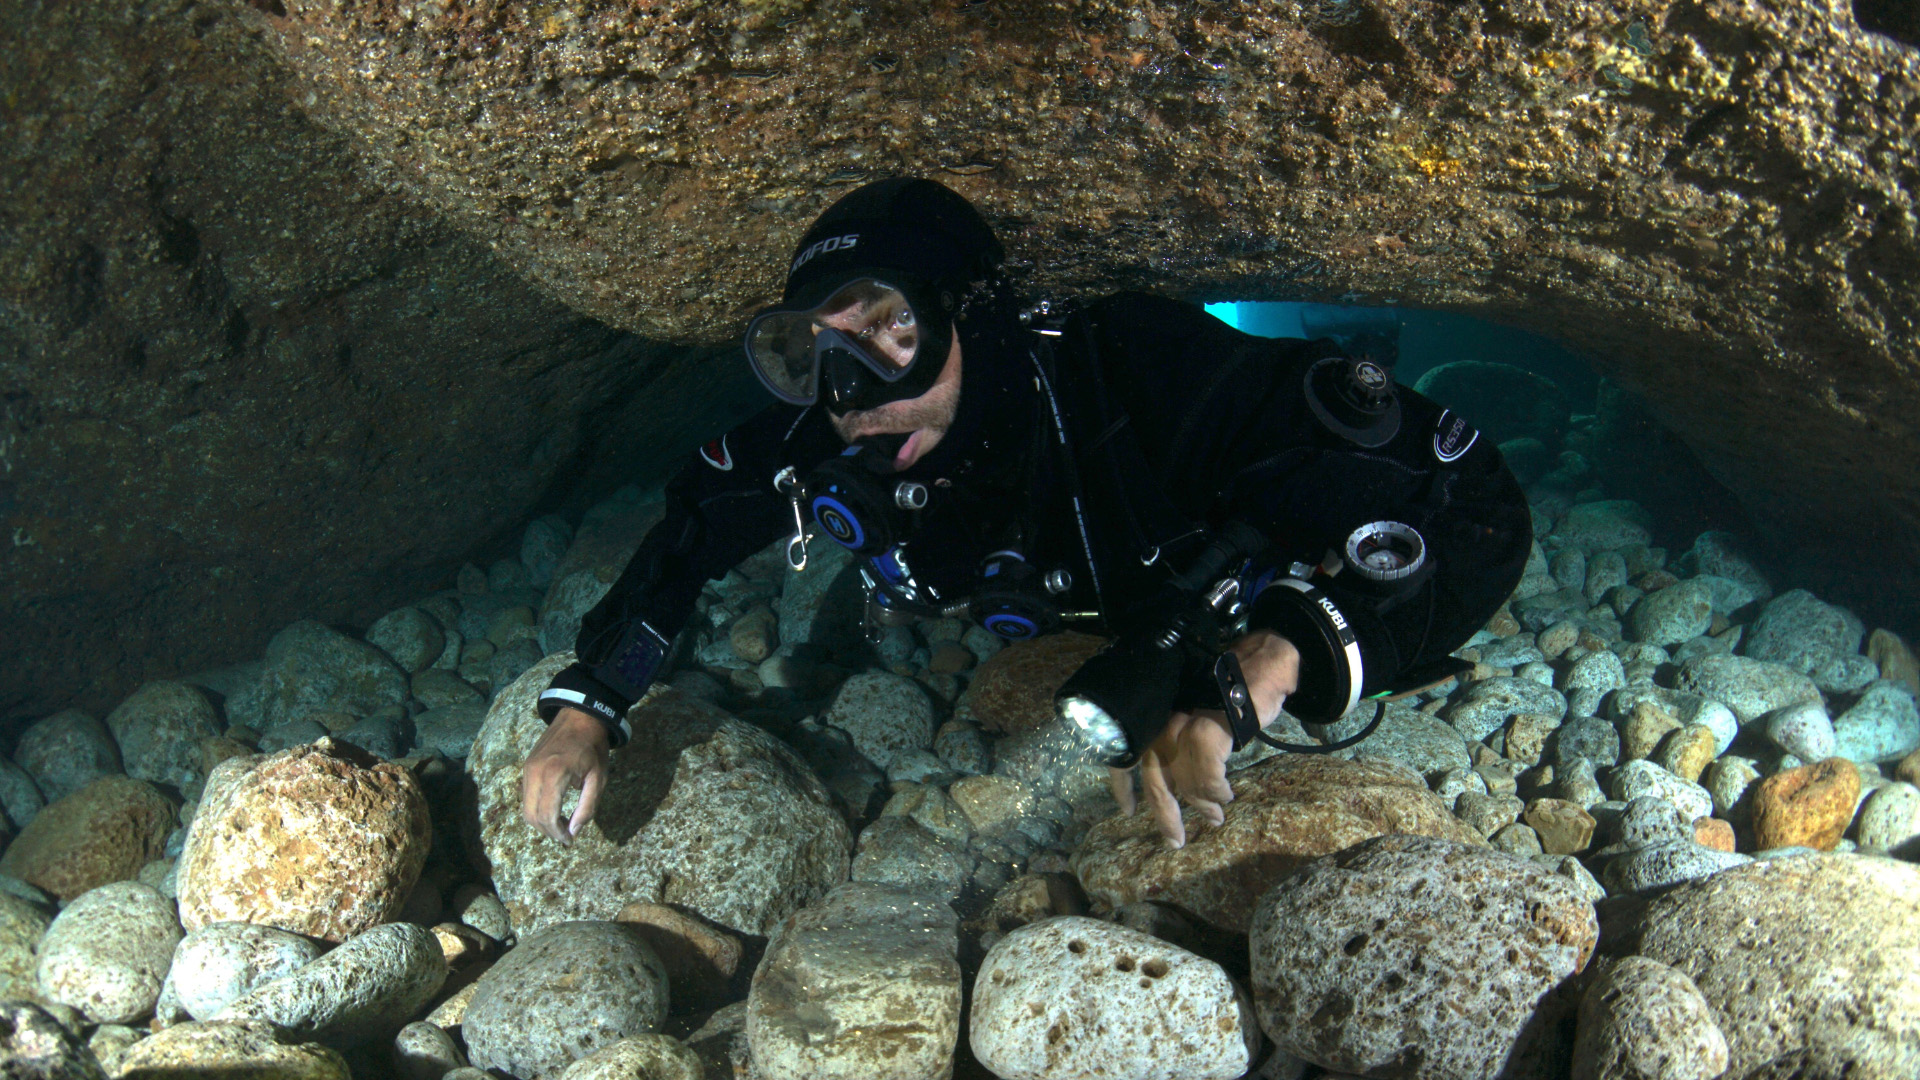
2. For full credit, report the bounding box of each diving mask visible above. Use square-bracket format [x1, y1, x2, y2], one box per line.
[744, 276, 952, 414]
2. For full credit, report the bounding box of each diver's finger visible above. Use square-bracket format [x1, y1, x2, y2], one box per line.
[1139, 754, 1186, 848]
[524, 765, 571, 846]
[1184, 796, 1226, 828]
[1108, 766, 1137, 816]
[568, 761, 605, 842]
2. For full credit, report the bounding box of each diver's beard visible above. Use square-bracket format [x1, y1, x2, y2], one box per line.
[828, 382, 958, 446]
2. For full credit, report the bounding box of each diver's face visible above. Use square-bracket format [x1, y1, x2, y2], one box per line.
[815, 282, 921, 370]
[827, 333, 962, 472]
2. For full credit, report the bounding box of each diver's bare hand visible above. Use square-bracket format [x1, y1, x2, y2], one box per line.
[520, 707, 610, 845]
[1107, 630, 1303, 848]
[1108, 709, 1236, 848]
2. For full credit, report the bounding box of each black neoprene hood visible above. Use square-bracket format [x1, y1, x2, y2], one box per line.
[780, 177, 1005, 309]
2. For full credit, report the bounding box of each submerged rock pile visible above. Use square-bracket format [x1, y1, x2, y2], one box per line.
[2, 474, 1918, 1079]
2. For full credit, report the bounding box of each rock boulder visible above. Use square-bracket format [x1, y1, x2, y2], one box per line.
[0, 777, 174, 902]
[473, 654, 852, 937]
[746, 884, 960, 1080]
[1250, 835, 1596, 1080]
[970, 915, 1256, 1080]
[1602, 854, 1920, 1079]
[1072, 755, 1484, 933]
[176, 739, 431, 943]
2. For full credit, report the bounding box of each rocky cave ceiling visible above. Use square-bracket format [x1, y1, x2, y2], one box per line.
[248, 0, 1919, 600]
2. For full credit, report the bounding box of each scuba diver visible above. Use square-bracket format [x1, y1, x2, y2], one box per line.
[522, 177, 1531, 849]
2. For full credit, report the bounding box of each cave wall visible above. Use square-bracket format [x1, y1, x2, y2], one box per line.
[234, 0, 1918, 628]
[0, 0, 754, 726]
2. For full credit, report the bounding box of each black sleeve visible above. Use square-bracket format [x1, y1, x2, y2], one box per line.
[537, 405, 815, 743]
[1076, 295, 1529, 712]
[1229, 389, 1532, 712]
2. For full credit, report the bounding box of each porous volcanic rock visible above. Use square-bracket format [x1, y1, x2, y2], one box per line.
[176, 739, 432, 943]
[0, 1001, 109, 1080]
[1249, 834, 1596, 1080]
[238, 0, 1920, 630]
[473, 654, 852, 938]
[0, 0, 747, 730]
[0, 894, 53, 1002]
[0, 777, 175, 902]
[1071, 755, 1484, 933]
[35, 882, 182, 1025]
[746, 884, 961, 1080]
[463, 921, 668, 1080]
[959, 632, 1110, 735]
[556, 1036, 705, 1080]
[166, 922, 324, 1022]
[1571, 956, 1729, 1080]
[1601, 854, 1920, 1079]
[115, 1019, 350, 1080]
[214, 922, 447, 1050]
[970, 915, 1257, 1080]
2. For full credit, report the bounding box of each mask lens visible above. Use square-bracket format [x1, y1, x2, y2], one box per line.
[743, 278, 924, 405]
[744, 313, 821, 405]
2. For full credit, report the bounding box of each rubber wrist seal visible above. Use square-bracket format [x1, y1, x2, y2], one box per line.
[1245, 578, 1365, 724]
[538, 664, 635, 748]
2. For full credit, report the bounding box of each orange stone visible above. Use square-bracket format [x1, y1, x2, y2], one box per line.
[1693, 817, 1737, 853]
[1751, 758, 1861, 852]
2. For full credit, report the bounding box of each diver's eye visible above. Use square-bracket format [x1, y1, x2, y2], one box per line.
[893, 308, 915, 329]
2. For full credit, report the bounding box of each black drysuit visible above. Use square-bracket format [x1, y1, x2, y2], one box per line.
[540, 293, 1532, 744]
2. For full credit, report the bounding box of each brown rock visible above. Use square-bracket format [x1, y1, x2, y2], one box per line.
[1634, 571, 1681, 592]
[1485, 607, 1521, 638]
[1071, 755, 1484, 933]
[1693, 817, 1736, 853]
[1869, 629, 1920, 697]
[1505, 712, 1559, 766]
[431, 923, 495, 969]
[1751, 757, 1861, 851]
[926, 644, 975, 675]
[727, 607, 777, 665]
[199, 737, 254, 777]
[1896, 748, 1920, 787]
[1522, 798, 1596, 856]
[978, 873, 1085, 938]
[1657, 724, 1719, 785]
[959, 631, 1109, 735]
[948, 776, 1035, 834]
[177, 738, 432, 942]
[0, 778, 174, 902]
[615, 902, 744, 1012]
[1621, 702, 1681, 762]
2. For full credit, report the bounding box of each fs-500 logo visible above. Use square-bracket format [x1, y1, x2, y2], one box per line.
[792, 233, 859, 274]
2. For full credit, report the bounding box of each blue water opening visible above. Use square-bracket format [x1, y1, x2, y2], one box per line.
[1203, 300, 1598, 410]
